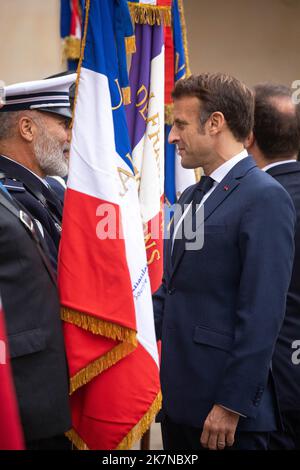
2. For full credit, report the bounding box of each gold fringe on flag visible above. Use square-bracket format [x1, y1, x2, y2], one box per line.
[65, 391, 162, 450]
[122, 86, 131, 105]
[125, 35, 136, 54]
[128, 2, 171, 26]
[178, 0, 191, 77]
[63, 36, 81, 60]
[69, 341, 137, 394]
[117, 391, 162, 450]
[165, 103, 174, 126]
[66, 429, 89, 450]
[61, 307, 137, 343]
[62, 307, 138, 393]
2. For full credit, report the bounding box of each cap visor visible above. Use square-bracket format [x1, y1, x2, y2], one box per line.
[37, 107, 72, 119]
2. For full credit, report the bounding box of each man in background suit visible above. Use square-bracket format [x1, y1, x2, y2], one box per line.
[0, 74, 75, 271]
[153, 73, 296, 450]
[246, 83, 300, 449]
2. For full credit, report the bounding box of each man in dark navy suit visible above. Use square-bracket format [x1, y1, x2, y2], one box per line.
[246, 83, 300, 450]
[153, 73, 296, 450]
[0, 74, 75, 271]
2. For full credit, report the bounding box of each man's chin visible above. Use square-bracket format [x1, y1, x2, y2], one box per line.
[59, 164, 69, 178]
[181, 160, 196, 169]
[46, 163, 68, 178]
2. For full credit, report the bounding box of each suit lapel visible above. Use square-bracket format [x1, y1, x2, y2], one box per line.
[202, 177, 240, 223]
[170, 156, 256, 279]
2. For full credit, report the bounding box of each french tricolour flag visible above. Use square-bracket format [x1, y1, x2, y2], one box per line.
[58, 0, 161, 450]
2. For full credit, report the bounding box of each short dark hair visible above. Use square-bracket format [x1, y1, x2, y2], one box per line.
[0, 111, 22, 140]
[253, 83, 300, 160]
[172, 72, 254, 142]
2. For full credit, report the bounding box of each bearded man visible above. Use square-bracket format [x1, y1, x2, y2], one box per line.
[0, 74, 75, 271]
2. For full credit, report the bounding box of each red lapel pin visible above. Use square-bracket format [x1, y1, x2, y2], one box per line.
[224, 185, 229, 191]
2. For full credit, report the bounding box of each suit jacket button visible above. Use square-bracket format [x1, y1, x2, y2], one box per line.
[168, 288, 175, 295]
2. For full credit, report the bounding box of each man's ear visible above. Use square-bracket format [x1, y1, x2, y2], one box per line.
[207, 111, 225, 135]
[245, 131, 255, 150]
[19, 115, 36, 143]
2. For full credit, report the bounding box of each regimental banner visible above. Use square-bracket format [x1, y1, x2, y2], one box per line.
[126, 21, 165, 294]
[58, 0, 160, 450]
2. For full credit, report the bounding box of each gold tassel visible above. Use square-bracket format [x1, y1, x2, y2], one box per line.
[61, 307, 137, 344]
[66, 429, 89, 450]
[117, 391, 162, 450]
[178, 0, 191, 77]
[165, 103, 174, 126]
[125, 35, 136, 54]
[128, 2, 171, 26]
[122, 86, 131, 105]
[63, 36, 81, 60]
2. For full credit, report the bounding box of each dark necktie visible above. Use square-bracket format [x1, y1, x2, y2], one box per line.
[193, 175, 215, 205]
[190, 175, 215, 224]
[172, 175, 214, 263]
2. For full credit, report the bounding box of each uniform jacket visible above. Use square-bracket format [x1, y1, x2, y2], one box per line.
[0, 155, 63, 272]
[153, 156, 296, 432]
[0, 188, 71, 441]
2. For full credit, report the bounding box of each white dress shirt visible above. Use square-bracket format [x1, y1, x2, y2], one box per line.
[262, 159, 296, 172]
